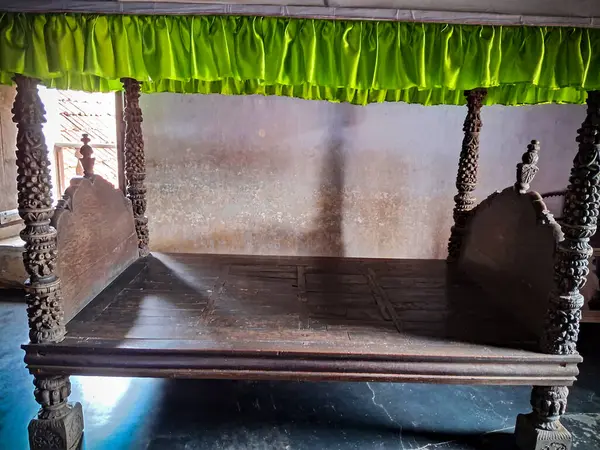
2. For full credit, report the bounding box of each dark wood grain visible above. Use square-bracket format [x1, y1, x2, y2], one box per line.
[458, 188, 561, 337]
[122, 78, 149, 256]
[447, 88, 487, 262]
[53, 175, 139, 321]
[459, 186, 600, 327]
[23, 253, 581, 385]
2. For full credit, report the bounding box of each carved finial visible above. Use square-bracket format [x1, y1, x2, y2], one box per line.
[79, 133, 95, 178]
[515, 140, 540, 194]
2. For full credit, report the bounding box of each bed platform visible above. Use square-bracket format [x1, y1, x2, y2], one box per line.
[24, 253, 581, 385]
[8, 73, 600, 450]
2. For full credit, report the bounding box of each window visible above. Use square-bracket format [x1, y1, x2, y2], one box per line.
[38, 87, 119, 202]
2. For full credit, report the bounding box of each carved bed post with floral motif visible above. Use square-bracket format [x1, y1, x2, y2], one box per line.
[515, 91, 600, 450]
[13, 75, 84, 450]
[121, 78, 149, 256]
[447, 88, 487, 262]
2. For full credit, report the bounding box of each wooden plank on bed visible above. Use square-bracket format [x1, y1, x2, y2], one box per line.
[22, 253, 584, 385]
[61, 253, 541, 349]
[52, 175, 139, 322]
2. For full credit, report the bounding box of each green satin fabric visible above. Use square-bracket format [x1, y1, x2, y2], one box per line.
[0, 13, 599, 105]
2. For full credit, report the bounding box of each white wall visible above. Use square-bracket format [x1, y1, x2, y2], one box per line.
[141, 93, 584, 258]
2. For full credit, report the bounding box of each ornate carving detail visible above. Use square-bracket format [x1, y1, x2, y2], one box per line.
[26, 280, 65, 343]
[531, 386, 569, 431]
[28, 395, 84, 450]
[515, 413, 572, 450]
[12, 75, 65, 344]
[541, 190, 567, 200]
[447, 88, 487, 262]
[30, 427, 65, 450]
[122, 78, 149, 257]
[33, 375, 72, 420]
[79, 133, 95, 178]
[68, 409, 84, 441]
[516, 387, 572, 450]
[541, 91, 600, 355]
[516, 140, 541, 194]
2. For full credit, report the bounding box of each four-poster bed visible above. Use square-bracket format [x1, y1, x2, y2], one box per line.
[2, 10, 600, 450]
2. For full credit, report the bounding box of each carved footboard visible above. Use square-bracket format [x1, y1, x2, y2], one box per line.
[52, 175, 139, 322]
[457, 141, 599, 336]
[458, 186, 561, 336]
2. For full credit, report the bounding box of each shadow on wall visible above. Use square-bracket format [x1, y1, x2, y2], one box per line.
[146, 98, 458, 258]
[299, 104, 352, 259]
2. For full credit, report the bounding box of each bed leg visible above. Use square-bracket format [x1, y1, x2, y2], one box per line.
[28, 375, 84, 450]
[515, 386, 571, 450]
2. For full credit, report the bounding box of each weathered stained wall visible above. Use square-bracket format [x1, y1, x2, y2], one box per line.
[142, 94, 584, 259]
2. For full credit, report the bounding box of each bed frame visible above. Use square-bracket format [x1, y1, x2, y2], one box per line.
[12, 76, 600, 450]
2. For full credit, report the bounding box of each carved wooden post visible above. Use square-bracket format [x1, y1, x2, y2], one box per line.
[447, 88, 487, 262]
[516, 91, 600, 450]
[12, 75, 83, 450]
[543, 92, 599, 355]
[79, 133, 95, 178]
[13, 76, 64, 344]
[122, 78, 149, 256]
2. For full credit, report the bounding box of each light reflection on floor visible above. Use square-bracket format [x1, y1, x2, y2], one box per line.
[71, 376, 165, 450]
[76, 377, 133, 412]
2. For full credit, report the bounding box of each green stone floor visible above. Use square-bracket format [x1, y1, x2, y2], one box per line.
[1, 294, 599, 450]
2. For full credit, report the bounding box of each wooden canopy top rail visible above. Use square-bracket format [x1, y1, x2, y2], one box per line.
[5, 10, 600, 445]
[1, 0, 599, 28]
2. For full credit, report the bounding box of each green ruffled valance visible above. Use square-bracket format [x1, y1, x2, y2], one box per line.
[0, 13, 599, 106]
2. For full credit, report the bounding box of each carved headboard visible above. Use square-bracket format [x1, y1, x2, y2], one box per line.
[458, 187, 562, 336]
[457, 141, 598, 336]
[52, 175, 139, 322]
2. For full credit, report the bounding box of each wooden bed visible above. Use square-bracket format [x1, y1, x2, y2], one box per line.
[11, 78, 600, 450]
